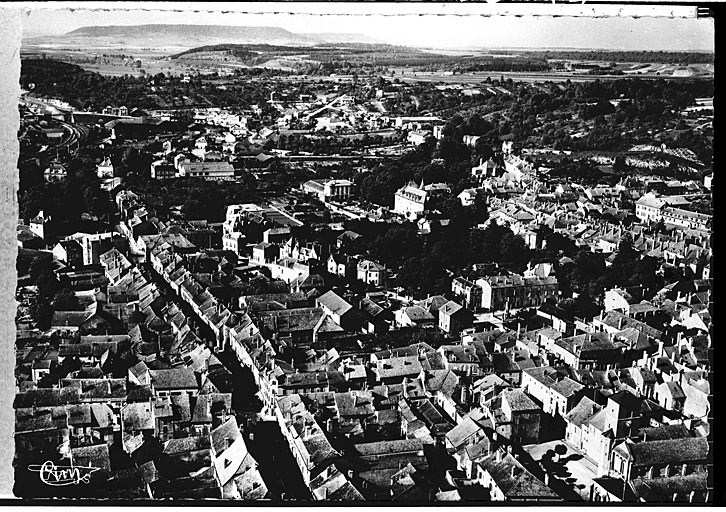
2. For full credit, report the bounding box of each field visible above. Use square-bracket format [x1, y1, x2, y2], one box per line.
[22, 42, 714, 85]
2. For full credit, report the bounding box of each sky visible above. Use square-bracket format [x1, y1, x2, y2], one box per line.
[18, 2, 714, 52]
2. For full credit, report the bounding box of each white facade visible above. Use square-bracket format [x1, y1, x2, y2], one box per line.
[394, 183, 427, 217]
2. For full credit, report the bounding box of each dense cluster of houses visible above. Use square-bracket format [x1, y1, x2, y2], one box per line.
[15, 157, 711, 500]
[16, 77, 712, 501]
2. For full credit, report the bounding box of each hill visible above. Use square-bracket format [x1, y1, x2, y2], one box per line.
[302, 32, 378, 44]
[30, 24, 320, 48]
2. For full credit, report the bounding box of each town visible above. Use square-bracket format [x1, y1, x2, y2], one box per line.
[13, 23, 713, 503]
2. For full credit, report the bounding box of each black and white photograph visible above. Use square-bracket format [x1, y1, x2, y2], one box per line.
[6, 1, 714, 503]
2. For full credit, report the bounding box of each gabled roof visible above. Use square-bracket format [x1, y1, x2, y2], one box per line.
[501, 389, 539, 412]
[624, 436, 708, 466]
[445, 416, 485, 450]
[478, 452, 559, 499]
[564, 396, 602, 427]
[149, 367, 198, 391]
[316, 290, 353, 317]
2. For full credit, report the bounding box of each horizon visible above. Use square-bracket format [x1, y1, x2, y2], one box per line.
[18, 3, 714, 52]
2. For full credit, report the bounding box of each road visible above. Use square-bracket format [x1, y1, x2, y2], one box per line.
[395, 70, 713, 84]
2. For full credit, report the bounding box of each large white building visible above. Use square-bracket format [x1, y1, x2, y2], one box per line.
[635, 193, 666, 223]
[301, 179, 353, 203]
[393, 182, 428, 217]
[177, 161, 235, 180]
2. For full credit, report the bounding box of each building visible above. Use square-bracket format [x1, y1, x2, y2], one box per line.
[635, 194, 666, 223]
[328, 254, 357, 280]
[177, 161, 235, 180]
[316, 290, 355, 329]
[151, 160, 177, 179]
[44, 162, 67, 181]
[475, 450, 560, 502]
[609, 436, 708, 483]
[394, 182, 428, 218]
[407, 130, 431, 146]
[477, 275, 559, 312]
[483, 389, 542, 445]
[661, 207, 711, 231]
[357, 259, 386, 287]
[438, 301, 473, 336]
[52, 240, 83, 267]
[463, 135, 481, 148]
[451, 277, 483, 311]
[301, 179, 353, 203]
[96, 157, 115, 179]
[472, 158, 498, 180]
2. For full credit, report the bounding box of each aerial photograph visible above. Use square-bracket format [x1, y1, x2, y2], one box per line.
[12, 3, 713, 503]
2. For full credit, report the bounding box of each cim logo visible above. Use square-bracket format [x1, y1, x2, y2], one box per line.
[28, 460, 101, 486]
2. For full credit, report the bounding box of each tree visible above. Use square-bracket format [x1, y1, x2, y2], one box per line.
[52, 289, 82, 311]
[470, 193, 489, 225]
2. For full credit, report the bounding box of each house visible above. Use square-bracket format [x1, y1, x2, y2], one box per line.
[451, 277, 483, 311]
[375, 356, 423, 384]
[473, 374, 511, 406]
[50, 303, 124, 336]
[437, 344, 482, 377]
[121, 402, 155, 453]
[52, 240, 83, 267]
[472, 158, 498, 180]
[149, 367, 198, 397]
[565, 390, 647, 476]
[336, 230, 363, 250]
[609, 436, 708, 482]
[44, 162, 67, 181]
[357, 260, 386, 287]
[17, 225, 44, 249]
[97, 157, 115, 178]
[276, 394, 340, 486]
[316, 290, 355, 329]
[549, 332, 627, 371]
[438, 301, 473, 336]
[635, 193, 667, 223]
[310, 464, 364, 501]
[407, 129, 431, 146]
[463, 134, 481, 147]
[521, 366, 584, 417]
[352, 438, 428, 491]
[604, 288, 635, 315]
[327, 253, 357, 279]
[477, 274, 558, 312]
[474, 449, 560, 501]
[262, 227, 291, 245]
[250, 243, 279, 265]
[150, 160, 176, 179]
[445, 416, 488, 453]
[653, 381, 686, 413]
[483, 388, 541, 445]
[395, 306, 435, 329]
[458, 188, 483, 207]
[359, 297, 392, 335]
[28, 209, 51, 239]
[394, 181, 428, 218]
[210, 417, 248, 488]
